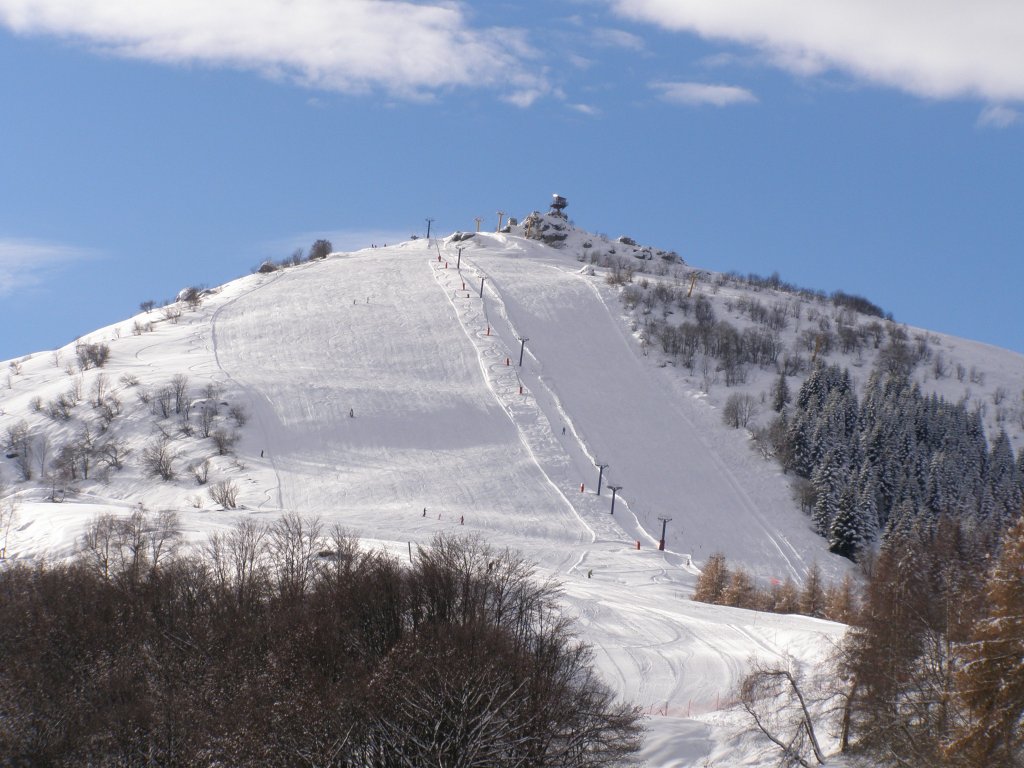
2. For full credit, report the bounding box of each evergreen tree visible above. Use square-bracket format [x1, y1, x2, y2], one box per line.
[951, 515, 1024, 766]
[1017, 447, 1024, 497]
[771, 370, 790, 413]
[926, 450, 958, 518]
[855, 463, 880, 547]
[811, 449, 844, 536]
[987, 429, 1021, 528]
[829, 484, 866, 560]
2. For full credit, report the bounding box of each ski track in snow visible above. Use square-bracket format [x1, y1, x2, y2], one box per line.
[462, 241, 828, 582]
[210, 268, 288, 512]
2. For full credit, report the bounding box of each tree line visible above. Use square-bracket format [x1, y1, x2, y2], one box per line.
[782, 363, 1024, 560]
[732, 513, 1024, 767]
[0, 514, 642, 767]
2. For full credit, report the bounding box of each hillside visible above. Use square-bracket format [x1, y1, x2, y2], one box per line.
[3, 216, 1023, 765]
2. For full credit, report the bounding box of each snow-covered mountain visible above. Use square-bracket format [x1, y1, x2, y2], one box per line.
[3, 205, 1022, 765]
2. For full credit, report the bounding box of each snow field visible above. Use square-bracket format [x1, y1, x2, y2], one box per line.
[2, 237, 854, 765]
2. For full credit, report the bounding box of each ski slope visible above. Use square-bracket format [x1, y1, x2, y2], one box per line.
[2, 235, 854, 765]
[207, 237, 849, 764]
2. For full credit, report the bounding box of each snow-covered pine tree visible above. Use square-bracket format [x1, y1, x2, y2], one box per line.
[987, 429, 1022, 528]
[855, 462, 881, 547]
[828, 483, 864, 560]
[811, 449, 844, 536]
[771, 370, 790, 413]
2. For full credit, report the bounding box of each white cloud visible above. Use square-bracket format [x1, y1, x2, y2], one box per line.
[592, 27, 645, 51]
[977, 104, 1021, 128]
[0, 0, 548, 102]
[0, 238, 97, 297]
[611, 0, 1024, 102]
[504, 88, 545, 108]
[698, 51, 747, 69]
[568, 53, 594, 70]
[569, 102, 600, 116]
[651, 80, 756, 106]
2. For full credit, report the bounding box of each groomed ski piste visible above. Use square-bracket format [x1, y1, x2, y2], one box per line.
[4, 232, 868, 765]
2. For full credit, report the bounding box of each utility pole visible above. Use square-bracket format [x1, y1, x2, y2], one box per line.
[456, 246, 464, 270]
[657, 517, 672, 551]
[474, 216, 482, 232]
[425, 218, 434, 240]
[517, 336, 529, 366]
[595, 463, 609, 495]
[608, 485, 622, 514]
[496, 210, 505, 231]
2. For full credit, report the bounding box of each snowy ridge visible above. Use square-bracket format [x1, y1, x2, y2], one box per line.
[7, 224, 1022, 764]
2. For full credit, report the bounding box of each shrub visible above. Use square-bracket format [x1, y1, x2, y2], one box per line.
[308, 238, 333, 260]
[228, 404, 248, 427]
[141, 436, 176, 481]
[722, 392, 758, 429]
[211, 428, 238, 456]
[208, 479, 239, 509]
[75, 342, 110, 370]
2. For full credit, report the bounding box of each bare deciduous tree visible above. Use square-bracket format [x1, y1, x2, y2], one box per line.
[723, 392, 759, 429]
[0, 480, 17, 559]
[170, 374, 189, 415]
[75, 342, 110, 370]
[161, 303, 182, 324]
[268, 512, 324, 600]
[206, 517, 269, 608]
[208, 479, 239, 509]
[5, 421, 35, 481]
[153, 385, 174, 419]
[190, 458, 211, 485]
[142, 436, 177, 481]
[197, 403, 218, 438]
[211, 428, 239, 456]
[95, 393, 122, 431]
[45, 391, 76, 421]
[740, 661, 827, 767]
[147, 509, 181, 572]
[228, 403, 248, 428]
[95, 437, 129, 471]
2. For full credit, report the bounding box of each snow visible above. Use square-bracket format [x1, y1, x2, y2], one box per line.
[3, 227, 1021, 765]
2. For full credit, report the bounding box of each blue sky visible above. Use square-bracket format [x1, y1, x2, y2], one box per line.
[2, 0, 1022, 362]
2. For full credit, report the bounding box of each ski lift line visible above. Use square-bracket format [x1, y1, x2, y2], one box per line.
[427, 251, 596, 545]
[430, 242, 657, 553]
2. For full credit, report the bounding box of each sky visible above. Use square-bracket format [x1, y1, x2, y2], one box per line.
[1, 0, 1023, 362]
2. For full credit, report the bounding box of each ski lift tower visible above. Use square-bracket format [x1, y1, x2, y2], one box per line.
[550, 194, 568, 217]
